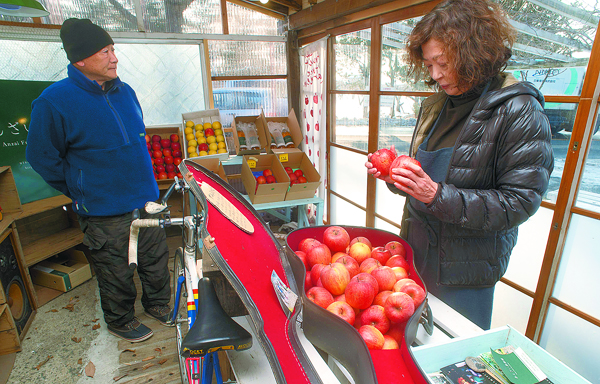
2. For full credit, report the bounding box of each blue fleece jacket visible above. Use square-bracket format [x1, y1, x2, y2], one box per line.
[26, 64, 159, 217]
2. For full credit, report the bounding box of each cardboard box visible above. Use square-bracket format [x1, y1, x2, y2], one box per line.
[276, 152, 321, 201]
[145, 124, 184, 187]
[241, 154, 290, 204]
[186, 157, 228, 183]
[182, 109, 230, 161]
[232, 114, 269, 156]
[264, 109, 303, 154]
[30, 249, 92, 292]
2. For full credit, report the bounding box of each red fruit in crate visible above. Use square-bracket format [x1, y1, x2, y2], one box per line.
[146, 142, 152, 151]
[326, 301, 355, 325]
[390, 155, 421, 171]
[298, 238, 321, 255]
[295, 251, 308, 270]
[322, 226, 350, 253]
[170, 134, 179, 143]
[289, 173, 298, 182]
[290, 180, 300, 185]
[158, 172, 168, 180]
[298, 176, 307, 183]
[370, 148, 396, 177]
[161, 138, 171, 148]
[384, 292, 415, 324]
[263, 169, 273, 177]
[306, 287, 334, 309]
[307, 244, 332, 269]
[173, 157, 182, 166]
[285, 167, 293, 174]
[205, 128, 215, 136]
[152, 134, 161, 142]
[371, 246, 392, 265]
[386, 255, 409, 270]
[165, 164, 176, 173]
[163, 148, 172, 157]
[345, 278, 375, 310]
[164, 156, 174, 165]
[155, 165, 165, 174]
[177, 173, 183, 178]
[359, 258, 381, 274]
[171, 142, 181, 151]
[145, 134, 151, 143]
[360, 305, 390, 334]
[385, 241, 406, 257]
[152, 141, 162, 151]
[167, 172, 176, 179]
[310, 264, 326, 286]
[153, 150, 163, 159]
[256, 176, 267, 184]
[320, 263, 350, 296]
[198, 143, 209, 152]
[393, 280, 426, 308]
[294, 169, 304, 178]
[349, 237, 372, 250]
[359, 325, 385, 350]
[154, 157, 164, 166]
[172, 150, 183, 158]
[266, 175, 277, 184]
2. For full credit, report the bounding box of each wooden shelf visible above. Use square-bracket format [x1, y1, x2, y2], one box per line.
[22, 227, 83, 267]
[19, 195, 71, 219]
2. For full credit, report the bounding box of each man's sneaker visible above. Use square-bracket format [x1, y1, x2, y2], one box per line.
[145, 305, 174, 327]
[107, 317, 153, 342]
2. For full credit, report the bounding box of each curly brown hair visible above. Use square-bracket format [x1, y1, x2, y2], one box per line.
[406, 0, 516, 92]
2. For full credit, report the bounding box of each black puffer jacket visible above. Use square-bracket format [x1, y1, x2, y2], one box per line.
[394, 74, 554, 287]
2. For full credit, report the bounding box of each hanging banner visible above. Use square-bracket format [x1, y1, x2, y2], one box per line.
[299, 36, 328, 222]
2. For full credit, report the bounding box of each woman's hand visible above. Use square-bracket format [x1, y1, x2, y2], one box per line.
[365, 145, 395, 183]
[390, 161, 438, 204]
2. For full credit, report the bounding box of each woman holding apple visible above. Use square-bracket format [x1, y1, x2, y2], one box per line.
[365, 0, 554, 329]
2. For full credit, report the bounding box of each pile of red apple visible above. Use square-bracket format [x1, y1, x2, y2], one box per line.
[146, 134, 183, 180]
[295, 226, 425, 350]
[370, 148, 421, 177]
[286, 167, 307, 185]
[256, 169, 277, 185]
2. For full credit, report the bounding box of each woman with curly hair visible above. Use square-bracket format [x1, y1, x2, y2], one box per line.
[366, 0, 554, 329]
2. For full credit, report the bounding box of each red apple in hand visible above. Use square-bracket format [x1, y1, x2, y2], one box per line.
[360, 305, 390, 334]
[390, 154, 421, 171]
[322, 226, 350, 253]
[384, 292, 415, 323]
[345, 278, 375, 310]
[385, 241, 406, 258]
[306, 287, 334, 309]
[359, 325, 385, 350]
[320, 263, 351, 296]
[393, 280, 426, 308]
[326, 301, 356, 325]
[371, 246, 392, 265]
[370, 148, 397, 176]
[307, 244, 332, 269]
[370, 266, 397, 292]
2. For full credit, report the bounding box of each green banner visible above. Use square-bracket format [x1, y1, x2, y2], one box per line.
[0, 80, 62, 204]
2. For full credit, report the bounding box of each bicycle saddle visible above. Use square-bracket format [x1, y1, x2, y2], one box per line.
[181, 277, 252, 357]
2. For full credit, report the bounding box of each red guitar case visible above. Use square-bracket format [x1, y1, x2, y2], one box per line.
[181, 159, 429, 384]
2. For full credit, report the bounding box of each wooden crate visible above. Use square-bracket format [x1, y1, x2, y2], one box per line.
[0, 166, 22, 215]
[0, 304, 20, 355]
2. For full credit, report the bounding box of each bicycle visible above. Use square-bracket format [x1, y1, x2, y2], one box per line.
[128, 164, 252, 384]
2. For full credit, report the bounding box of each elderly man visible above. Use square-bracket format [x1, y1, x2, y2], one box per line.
[26, 18, 172, 342]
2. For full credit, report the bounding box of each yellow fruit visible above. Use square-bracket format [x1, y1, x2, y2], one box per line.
[186, 120, 194, 128]
[197, 137, 207, 144]
[184, 127, 193, 135]
[195, 131, 204, 139]
[188, 146, 197, 154]
[208, 150, 217, 155]
[186, 133, 195, 141]
[218, 148, 228, 154]
[217, 142, 226, 149]
[208, 142, 218, 151]
[214, 129, 223, 136]
[188, 139, 197, 147]
[212, 121, 222, 130]
[199, 150, 208, 156]
[216, 135, 225, 143]
[203, 122, 212, 130]
[188, 151, 197, 158]
[195, 124, 204, 131]
[206, 136, 216, 144]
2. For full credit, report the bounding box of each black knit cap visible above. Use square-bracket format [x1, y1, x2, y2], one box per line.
[60, 18, 114, 63]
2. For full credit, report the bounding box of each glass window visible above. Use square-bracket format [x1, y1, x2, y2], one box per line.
[491, 282, 533, 334]
[226, 2, 281, 36]
[332, 94, 369, 151]
[378, 95, 423, 152]
[333, 29, 371, 91]
[330, 194, 366, 227]
[374, 217, 401, 235]
[140, 0, 222, 34]
[329, 146, 368, 208]
[208, 40, 286, 77]
[545, 103, 577, 204]
[0, 39, 66, 81]
[576, 112, 600, 212]
[212, 79, 288, 128]
[375, 178, 406, 227]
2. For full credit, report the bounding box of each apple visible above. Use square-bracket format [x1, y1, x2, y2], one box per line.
[373, 290, 393, 307]
[152, 141, 162, 151]
[155, 164, 166, 174]
[158, 171, 168, 180]
[348, 242, 372, 265]
[173, 157, 182, 166]
[310, 263, 327, 286]
[163, 148, 172, 157]
[370, 148, 396, 176]
[320, 263, 350, 296]
[152, 134, 161, 142]
[306, 244, 332, 269]
[386, 255, 409, 270]
[345, 278, 375, 310]
[285, 167, 293, 174]
[263, 169, 273, 177]
[198, 143, 209, 152]
[167, 172, 176, 179]
[348, 236, 372, 250]
[394, 278, 416, 289]
[164, 156, 174, 165]
[335, 255, 360, 278]
[147, 142, 152, 151]
[359, 305, 390, 334]
[154, 157, 164, 166]
[382, 335, 400, 350]
[298, 238, 321, 255]
[385, 241, 406, 258]
[170, 133, 179, 143]
[384, 292, 415, 323]
[172, 149, 183, 158]
[326, 301, 355, 325]
[295, 250, 308, 270]
[171, 142, 181, 151]
[370, 246, 392, 265]
[386, 322, 405, 344]
[160, 138, 172, 148]
[289, 173, 298, 182]
[352, 273, 379, 297]
[353, 314, 363, 329]
[294, 169, 304, 178]
[391, 266, 409, 281]
[331, 252, 349, 263]
[393, 281, 426, 308]
[145, 134, 151, 143]
[306, 287, 334, 309]
[390, 154, 421, 171]
[165, 164, 176, 173]
[304, 274, 313, 291]
[359, 258, 382, 274]
[370, 266, 397, 291]
[322, 226, 350, 253]
[205, 128, 215, 136]
[266, 175, 277, 184]
[256, 175, 267, 184]
[298, 176, 308, 183]
[358, 325, 385, 350]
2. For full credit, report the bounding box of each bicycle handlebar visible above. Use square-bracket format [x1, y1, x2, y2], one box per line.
[128, 218, 161, 269]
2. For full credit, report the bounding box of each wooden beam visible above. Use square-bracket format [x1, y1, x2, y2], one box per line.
[221, 0, 230, 34]
[269, 0, 301, 12]
[287, 29, 301, 115]
[0, 20, 60, 29]
[228, 0, 288, 18]
[366, 17, 381, 228]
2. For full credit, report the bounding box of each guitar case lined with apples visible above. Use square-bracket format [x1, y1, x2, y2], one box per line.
[180, 159, 429, 384]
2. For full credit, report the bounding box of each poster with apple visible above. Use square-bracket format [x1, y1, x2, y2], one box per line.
[0, 80, 62, 204]
[300, 37, 327, 221]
